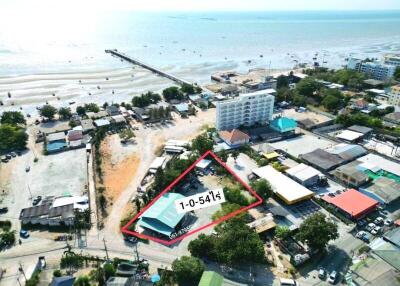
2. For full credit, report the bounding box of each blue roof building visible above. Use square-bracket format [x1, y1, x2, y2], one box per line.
[270, 117, 297, 133]
[138, 193, 187, 237]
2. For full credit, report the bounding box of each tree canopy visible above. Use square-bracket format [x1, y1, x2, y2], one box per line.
[0, 111, 26, 125]
[296, 213, 339, 251]
[336, 113, 383, 128]
[132, 92, 161, 108]
[84, 103, 100, 113]
[188, 218, 265, 265]
[163, 86, 184, 101]
[0, 124, 28, 152]
[171, 256, 204, 286]
[250, 179, 273, 200]
[40, 104, 57, 119]
[58, 107, 72, 120]
[191, 133, 214, 155]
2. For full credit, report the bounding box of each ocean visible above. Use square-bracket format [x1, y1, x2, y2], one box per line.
[1, 10, 400, 76]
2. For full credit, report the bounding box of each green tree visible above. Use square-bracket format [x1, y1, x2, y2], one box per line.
[0, 230, 16, 248]
[58, 107, 72, 120]
[0, 124, 28, 152]
[295, 77, 321, 97]
[276, 75, 289, 89]
[223, 186, 249, 206]
[76, 106, 86, 116]
[163, 86, 183, 101]
[191, 133, 214, 155]
[74, 275, 91, 286]
[0, 111, 26, 125]
[103, 263, 116, 280]
[296, 213, 339, 251]
[188, 234, 216, 259]
[40, 104, 57, 120]
[231, 149, 240, 162]
[321, 94, 341, 112]
[180, 83, 198, 95]
[211, 203, 242, 220]
[214, 218, 265, 265]
[84, 103, 100, 113]
[53, 269, 62, 277]
[275, 226, 291, 241]
[250, 179, 273, 200]
[171, 256, 204, 286]
[292, 94, 306, 107]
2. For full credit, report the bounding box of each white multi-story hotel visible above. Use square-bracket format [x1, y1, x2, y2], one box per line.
[215, 89, 275, 131]
[347, 58, 396, 81]
[383, 54, 400, 67]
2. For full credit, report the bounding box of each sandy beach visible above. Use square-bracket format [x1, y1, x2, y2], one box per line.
[0, 58, 293, 118]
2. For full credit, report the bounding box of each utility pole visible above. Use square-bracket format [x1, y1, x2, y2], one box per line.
[134, 243, 139, 262]
[18, 262, 27, 281]
[27, 185, 33, 201]
[16, 278, 22, 286]
[103, 237, 109, 261]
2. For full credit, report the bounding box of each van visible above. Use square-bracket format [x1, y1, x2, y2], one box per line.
[280, 278, 299, 286]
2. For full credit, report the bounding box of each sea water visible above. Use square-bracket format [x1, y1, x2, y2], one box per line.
[0, 10, 400, 76]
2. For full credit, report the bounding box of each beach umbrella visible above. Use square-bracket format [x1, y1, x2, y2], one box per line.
[151, 274, 161, 283]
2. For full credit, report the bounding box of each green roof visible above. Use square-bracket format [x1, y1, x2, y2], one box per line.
[198, 271, 223, 286]
[138, 193, 185, 236]
[270, 117, 297, 133]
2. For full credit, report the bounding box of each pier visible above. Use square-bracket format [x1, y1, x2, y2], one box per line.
[105, 49, 192, 86]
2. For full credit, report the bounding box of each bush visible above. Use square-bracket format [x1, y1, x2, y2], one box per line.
[53, 269, 62, 277]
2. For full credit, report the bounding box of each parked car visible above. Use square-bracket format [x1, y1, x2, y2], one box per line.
[38, 256, 46, 269]
[20, 230, 30, 238]
[356, 231, 366, 239]
[357, 219, 367, 227]
[32, 196, 42, 206]
[279, 278, 299, 286]
[374, 217, 384, 225]
[25, 166, 30, 172]
[371, 226, 382, 235]
[124, 236, 138, 244]
[366, 223, 376, 232]
[10, 152, 17, 157]
[384, 219, 393, 226]
[318, 267, 327, 279]
[328, 271, 338, 284]
[0, 207, 8, 214]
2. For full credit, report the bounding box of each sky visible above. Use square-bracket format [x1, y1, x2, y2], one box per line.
[1, 0, 400, 12]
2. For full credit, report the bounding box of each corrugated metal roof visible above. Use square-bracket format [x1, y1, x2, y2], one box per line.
[138, 193, 186, 236]
[198, 271, 223, 286]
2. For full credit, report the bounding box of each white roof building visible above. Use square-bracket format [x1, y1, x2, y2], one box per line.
[149, 157, 167, 173]
[196, 159, 212, 170]
[336, 130, 364, 142]
[358, 154, 400, 177]
[94, 119, 110, 127]
[285, 163, 322, 186]
[253, 165, 314, 204]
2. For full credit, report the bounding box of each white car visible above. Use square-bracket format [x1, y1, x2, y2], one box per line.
[356, 231, 366, 239]
[384, 219, 393, 226]
[374, 217, 384, 225]
[328, 271, 338, 284]
[371, 226, 382, 235]
[366, 223, 376, 232]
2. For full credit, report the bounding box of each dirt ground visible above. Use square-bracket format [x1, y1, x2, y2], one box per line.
[100, 136, 141, 203]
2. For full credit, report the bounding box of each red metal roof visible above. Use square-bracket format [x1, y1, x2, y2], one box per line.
[322, 189, 379, 218]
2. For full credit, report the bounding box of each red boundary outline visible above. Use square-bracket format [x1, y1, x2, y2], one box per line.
[121, 150, 263, 245]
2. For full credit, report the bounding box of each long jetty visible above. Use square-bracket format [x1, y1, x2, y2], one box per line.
[105, 49, 192, 86]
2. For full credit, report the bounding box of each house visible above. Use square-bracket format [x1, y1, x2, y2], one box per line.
[67, 129, 83, 141]
[149, 157, 167, 174]
[253, 165, 314, 204]
[335, 130, 364, 143]
[86, 110, 108, 119]
[132, 107, 150, 122]
[285, 163, 323, 187]
[173, 103, 189, 115]
[106, 105, 120, 116]
[270, 117, 297, 134]
[79, 119, 95, 133]
[20, 195, 89, 226]
[218, 129, 250, 148]
[111, 115, 127, 125]
[331, 160, 371, 188]
[360, 177, 400, 205]
[347, 125, 373, 136]
[322, 189, 379, 219]
[137, 193, 190, 238]
[94, 118, 111, 127]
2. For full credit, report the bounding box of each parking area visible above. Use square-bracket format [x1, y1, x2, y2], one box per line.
[269, 133, 335, 158]
[0, 148, 88, 221]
